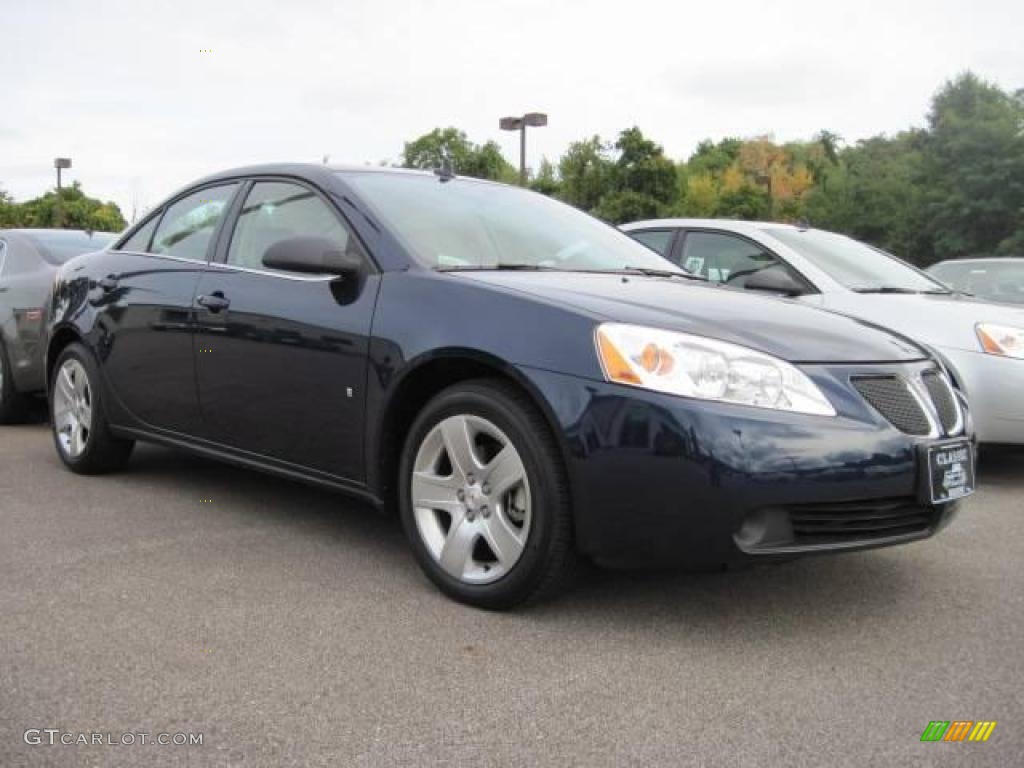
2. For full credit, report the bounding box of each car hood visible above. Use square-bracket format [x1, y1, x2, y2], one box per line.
[457, 272, 926, 364]
[817, 292, 1024, 353]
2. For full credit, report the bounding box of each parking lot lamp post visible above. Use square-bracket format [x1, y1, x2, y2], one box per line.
[499, 113, 548, 186]
[54, 157, 72, 229]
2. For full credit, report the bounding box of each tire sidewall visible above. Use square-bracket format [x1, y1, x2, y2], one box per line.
[399, 384, 562, 608]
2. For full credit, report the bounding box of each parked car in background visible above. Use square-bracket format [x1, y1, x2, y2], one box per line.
[0, 229, 114, 422]
[927, 257, 1024, 306]
[47, 167, 973, 608]
[622, 219, 1024, 445]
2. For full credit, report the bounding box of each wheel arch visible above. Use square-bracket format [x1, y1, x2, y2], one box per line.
[45, 324, 84, 394]
[371, 349, 575, 517]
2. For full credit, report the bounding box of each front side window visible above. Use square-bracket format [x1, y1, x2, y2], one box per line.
[226, 181, 353, 272]
[629, 229, 675, 258]
[765, 227, 948, 294]
[341, 172, 684, 274]
[152, 184, 238, 262]
[681, 231, 793, 287]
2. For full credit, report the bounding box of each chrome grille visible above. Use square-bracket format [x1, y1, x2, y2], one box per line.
[852, 376, 931, 436]
[921, 370, 959, 434]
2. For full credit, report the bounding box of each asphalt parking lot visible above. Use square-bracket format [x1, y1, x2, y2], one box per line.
[1, 422, 1021, 767]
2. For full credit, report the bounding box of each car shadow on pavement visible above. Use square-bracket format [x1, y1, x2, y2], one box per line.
[104, 442, 959, 639]
[978, 444, 1024, 487]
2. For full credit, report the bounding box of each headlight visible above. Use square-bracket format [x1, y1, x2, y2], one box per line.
[976, 323, 1024, 359]
[594, 323, 836, 416]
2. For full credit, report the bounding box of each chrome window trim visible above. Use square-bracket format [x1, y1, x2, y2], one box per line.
[112, 250, 338, 282]
[204, 262, 338, 283]
[114, 250, 208, 265]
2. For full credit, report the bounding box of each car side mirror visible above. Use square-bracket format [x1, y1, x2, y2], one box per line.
[262, 236, 363, 278]
[744, 268, 805, 296]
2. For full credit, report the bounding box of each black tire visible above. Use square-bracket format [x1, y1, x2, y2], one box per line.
[49, 342, 134, 474]
[399, 379, 576, 610]
[0, 341, 33, 424]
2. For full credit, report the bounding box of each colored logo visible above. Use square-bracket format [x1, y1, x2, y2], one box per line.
[920, 721, 997, 742]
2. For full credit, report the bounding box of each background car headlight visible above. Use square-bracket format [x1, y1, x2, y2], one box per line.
[976, 323, 1024, 359]
[595, 323, 836, 416]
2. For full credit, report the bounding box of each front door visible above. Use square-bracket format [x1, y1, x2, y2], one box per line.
[192, 179, 378, 481]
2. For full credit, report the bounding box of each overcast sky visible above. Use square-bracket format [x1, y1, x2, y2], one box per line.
[2, 0, 1021, 221]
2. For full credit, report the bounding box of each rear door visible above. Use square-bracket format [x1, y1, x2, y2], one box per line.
[99, 183, 240, 434]
[192, 178, 379, 481]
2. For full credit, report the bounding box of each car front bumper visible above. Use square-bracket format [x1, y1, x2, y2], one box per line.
[520, 363, 971, 568]
[939, 346, 1024, 445]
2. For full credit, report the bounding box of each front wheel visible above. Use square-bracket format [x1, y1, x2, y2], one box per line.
[399, 380, 576, 609]
[50, 343, 134, 474]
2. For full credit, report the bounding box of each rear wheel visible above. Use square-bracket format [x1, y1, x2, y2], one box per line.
[50, 343, 134, 474]
[0, 341, 33, 424]
[399, 380, 576, 609]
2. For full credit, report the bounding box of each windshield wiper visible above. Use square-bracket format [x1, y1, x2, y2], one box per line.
[435, 263, 561, 272]
[611, 266, 707, 281]
[852, 286, 920, 294]
[853, 286, 952, 295]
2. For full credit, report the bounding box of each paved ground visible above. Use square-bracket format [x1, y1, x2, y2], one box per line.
[1, 422, 1021, 768]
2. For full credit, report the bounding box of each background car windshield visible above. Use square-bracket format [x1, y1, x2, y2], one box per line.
[24, 230, 115, 265]
[931, 260, 1024, 303]
[342, 173, 683, 273]
[765, 227, 945, 292]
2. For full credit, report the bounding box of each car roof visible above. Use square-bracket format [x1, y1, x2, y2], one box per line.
[620, 218, 804, 236]
[930, 257, 1024, 267]
[190, 162, 499, 188]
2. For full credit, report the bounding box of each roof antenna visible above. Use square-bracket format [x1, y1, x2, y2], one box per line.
[434, 150, 455, 182]
[795, 217, 811, 231]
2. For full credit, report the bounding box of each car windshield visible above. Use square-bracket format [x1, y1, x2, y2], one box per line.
[930, 260, 1024, 304]
[764, 227, 949, 294]
[24, 230, 115, 265]
[341, 172, 688, 275]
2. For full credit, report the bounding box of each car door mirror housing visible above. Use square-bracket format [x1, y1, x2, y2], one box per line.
[744, 268, 806, 296]
[262, 237, 363, 278]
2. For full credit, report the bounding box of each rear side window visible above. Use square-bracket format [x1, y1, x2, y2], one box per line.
[152, 184, 238, 262]
[120, 216, 160, 253]
[629, 229, 675, 257]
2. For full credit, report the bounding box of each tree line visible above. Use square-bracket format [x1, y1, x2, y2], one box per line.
[401, 72, 1024, 266]
[0, 182, 127, 232]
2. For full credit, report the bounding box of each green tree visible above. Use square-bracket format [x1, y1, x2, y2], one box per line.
[402, 127, 516, 182]
[529, 157, 561, 196]
[557, 136, 613, 211]
[0, 186, 18, 227]
[6, 182, 127, 232]
[921, 72, 1024, 257]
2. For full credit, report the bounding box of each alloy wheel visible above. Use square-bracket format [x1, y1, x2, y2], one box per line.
[53, 359, 93, 459]
[411, 414, 532, 584]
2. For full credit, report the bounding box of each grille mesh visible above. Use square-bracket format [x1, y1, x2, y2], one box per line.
[853, 376, 931, 435]
[921, 370, 959, 434]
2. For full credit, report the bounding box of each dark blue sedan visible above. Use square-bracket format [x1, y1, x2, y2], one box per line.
[46, 164, 975, 608]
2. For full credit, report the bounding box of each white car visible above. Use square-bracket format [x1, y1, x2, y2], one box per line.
[621, 219, 1024, 444]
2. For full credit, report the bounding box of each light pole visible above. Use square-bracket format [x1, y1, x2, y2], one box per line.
[499, 112, 547, 186]
[54, 157, 72, 192]
[54, 158, 71, 229]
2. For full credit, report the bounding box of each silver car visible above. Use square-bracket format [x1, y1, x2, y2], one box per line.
[621, 219, 1024, 445]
